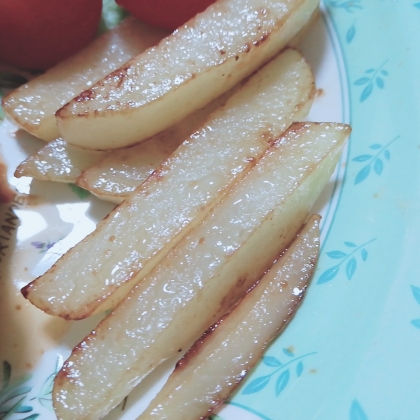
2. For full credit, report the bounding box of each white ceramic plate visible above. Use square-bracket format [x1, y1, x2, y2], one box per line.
[1, 1, 420, 419]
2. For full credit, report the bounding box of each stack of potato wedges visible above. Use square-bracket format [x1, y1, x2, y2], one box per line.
[2, 0, 351, 418]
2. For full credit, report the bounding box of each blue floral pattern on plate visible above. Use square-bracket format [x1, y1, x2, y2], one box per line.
[317, 239, 375, 284]
[354, 61, 389, 102]
[241, 349, 316, 397]
[0, 359, 60, 419]
[349, 400, 369, 420]
[352, 136, 399, 184]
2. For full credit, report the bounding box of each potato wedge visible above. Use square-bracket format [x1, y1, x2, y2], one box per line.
[53, 123, 350, 420]
[56, 0, 319, 149]
[76, 88, 237, 202]
[14, 88, 234, 188]
[14, 138, 106, 183]
[139, 215, 320, 420]
[23, 49, 315, 319]
[2, 17, 167, 141]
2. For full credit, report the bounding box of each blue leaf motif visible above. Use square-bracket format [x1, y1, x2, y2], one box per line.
[6, 385, 33, 399]
[346, 257, 357, 280]
[282, 348, 294, 358]
[344, 242, 356, 248]
[353, 136, 399, 184]
[317, 265, 340, 284]
[22, 415, 40, 420]
[275, 369, 290, 397]
[326, 250, 347, 259]
[354, 77, 369, 86]
[242, 375, 271, 395]
[346, 25, 356, 43]
[349, 400, 369, 420]
[361, 248, 368, 261]
[15, 405, 32, 413]
[0, 396, 26, 417]
[263, 356, 282, 367]
[39, 396, 53, 409]
[411, 319, 420, 329]
[376, 77, 384, 89]
[355, 61, 388, 103]
[360, 83, 373, 102]
[327, 0, 363, 12]
[352, 154, 372, 162]
[414, 2, 420, 9]
[38, 370, 57, 399]
[354, 165, 371, 185]
[296, 361, 304, 377]
[411, 285, 420, 305]
[374, 158, 383, 175]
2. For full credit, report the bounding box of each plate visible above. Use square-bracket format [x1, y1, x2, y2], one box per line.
[1, 1, 420, 419]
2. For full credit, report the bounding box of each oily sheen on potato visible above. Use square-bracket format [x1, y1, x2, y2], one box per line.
[139, 215, 320, 420]
[52, 123, 350, 420]
[14, 88, 234, 188]
[56, 0, 320, 149]
[23, 49, 315, 319]
[2, 17, 167, 141]
[14, 138, 106, 183]
[76, 88, 237, 202]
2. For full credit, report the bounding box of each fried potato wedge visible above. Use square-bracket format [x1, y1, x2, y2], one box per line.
[14, 88, 234, 188]
[56, 0, 319, 149]
[14, 138, 106, 183]
[2, 17, 167, 141]
[53, 123, 349, 420]
[76, 88, 236, 202]
[23, 49, 315, 319]
[139, 215, 320, 420]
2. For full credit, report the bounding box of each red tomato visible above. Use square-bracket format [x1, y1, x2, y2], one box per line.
[116, 0, 216, 30]
[0, 0, 102, 70]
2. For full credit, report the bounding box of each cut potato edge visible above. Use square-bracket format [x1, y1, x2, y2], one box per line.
[14, 138, 106, 183]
